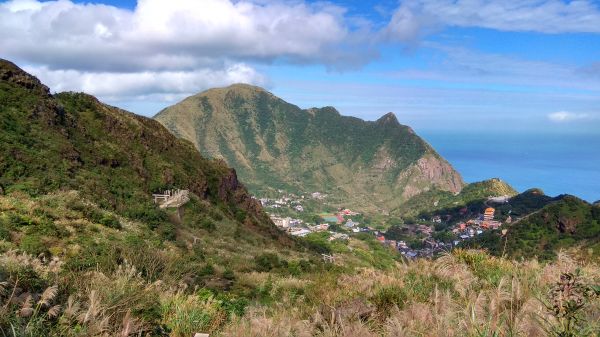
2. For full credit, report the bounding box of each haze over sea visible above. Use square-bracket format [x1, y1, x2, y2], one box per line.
[420, 130, 600, 202]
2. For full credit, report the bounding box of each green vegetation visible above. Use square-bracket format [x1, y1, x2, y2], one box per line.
[464, 196, 600, 260]
[398, 177, 517, 217]
[155, 84, 464, 214]
[1, 59, 599, 337]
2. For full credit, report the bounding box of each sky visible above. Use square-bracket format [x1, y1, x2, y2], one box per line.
[1, 0, 599, 199]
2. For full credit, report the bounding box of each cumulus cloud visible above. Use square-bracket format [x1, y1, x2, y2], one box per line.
[2, 0, 600, 108]
[548, 111, 590, 122]
[0, 0, 378, 102]
[24, 63, 267, 101]
[0, 0, 369, 72]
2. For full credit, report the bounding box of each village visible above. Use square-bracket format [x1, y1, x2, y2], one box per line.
[259, 191, 513, 260]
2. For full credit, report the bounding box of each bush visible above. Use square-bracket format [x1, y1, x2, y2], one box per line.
[254, 253, 285, 272]
[64, 239, 120, 272]
[222, 268, 235, 280]
[210, 210, 223, 221]
[99, 214, 122, 229]
[234, 209, 247, 223]
[371, 285, 408, 313]
[157, 223, 176, 241]
[0, 225, 10, 241]
[8, 213, 35, 227]
[198, 264, 215, 277]
[200, 218, 216, 232]
[124, 204, 168, 230]
[19, 234, 48, 256]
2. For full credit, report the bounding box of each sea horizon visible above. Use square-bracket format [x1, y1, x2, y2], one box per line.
[419, 129, 600, 202]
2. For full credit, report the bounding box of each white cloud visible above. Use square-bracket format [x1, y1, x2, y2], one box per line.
[548, 111, 590, 122]
[0, 0, 380, 104]
[386, 0, 600, 40]
[0, 0, 367, 72]
[24, 63, 267, 100]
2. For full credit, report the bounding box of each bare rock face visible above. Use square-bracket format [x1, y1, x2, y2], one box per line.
[415, 156, 464, 194]
[557, 216, 579, 234]
[397, 154, 464, 200]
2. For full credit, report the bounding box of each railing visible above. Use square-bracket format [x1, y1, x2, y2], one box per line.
[152, 189, 190, 209]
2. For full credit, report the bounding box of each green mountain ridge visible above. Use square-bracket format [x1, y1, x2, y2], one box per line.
[396, 177, 517, 217]
[155, 84, 465, 214]
[464, 194, 600, 260]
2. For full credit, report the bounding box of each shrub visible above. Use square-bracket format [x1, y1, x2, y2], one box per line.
[99, 214, 122, 229]
[222, 269, 235, 281]
[157, 223, 176, 241]
[210, 210, 223, 221]
[64, 239, 120, 272]
[254, 253, 284, 272]
[8, 213, 35, 227]
[200, 218, 216, 232]
[19, 234, 48, 256]
[198, 264, 215, 277]
[234, 209, 247, 223]
[371, 285, 408, 313]
[0, 225, 10, 241]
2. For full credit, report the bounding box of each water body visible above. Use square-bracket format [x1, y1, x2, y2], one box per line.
[419, 130, 600, 202]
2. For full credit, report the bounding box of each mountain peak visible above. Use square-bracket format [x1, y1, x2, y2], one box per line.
[199, 83, 268, 97]
[376, 112, 399, 125]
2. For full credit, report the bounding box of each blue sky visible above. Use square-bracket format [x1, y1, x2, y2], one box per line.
[2, 0, 598, 131]
[1, 0, 600, 199]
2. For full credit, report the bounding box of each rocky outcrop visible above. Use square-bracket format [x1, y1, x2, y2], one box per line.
[557, 216, 579, 234]
[416, 156, 464, 193]
[0, 59, 50, 96]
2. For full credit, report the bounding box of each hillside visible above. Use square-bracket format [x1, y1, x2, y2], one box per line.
[463, 195, 600, 260]
[417, 186, 554, 225]
[0, 59, 285, 243]
[0, 59, 403, 335]
[155, 84, 464, 213]
[397, 177, 517, 217]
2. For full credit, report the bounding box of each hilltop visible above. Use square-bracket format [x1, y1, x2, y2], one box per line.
[155, 84, 464, 214]
[463, 195, 600, 260]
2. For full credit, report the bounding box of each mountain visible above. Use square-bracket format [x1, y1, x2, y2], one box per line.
[463, 195, 600, 260]
[155, 84, 464, 213]
[397, 177, 517, 217]
[416, 186, 564, 231]
[0, 59, 287, 243]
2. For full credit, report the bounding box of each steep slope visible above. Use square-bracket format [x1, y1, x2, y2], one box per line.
[464, 195, 600, 260]
[155, 84, 464, 212]
[0, 59, 285, 243]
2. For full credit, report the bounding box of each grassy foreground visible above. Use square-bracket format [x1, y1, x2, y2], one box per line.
[1, 193, 599, 336]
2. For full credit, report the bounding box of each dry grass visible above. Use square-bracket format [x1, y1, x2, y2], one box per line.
[220, 250, 600, 337]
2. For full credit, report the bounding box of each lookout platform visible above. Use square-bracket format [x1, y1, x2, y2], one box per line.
[152, 189, 190, 209]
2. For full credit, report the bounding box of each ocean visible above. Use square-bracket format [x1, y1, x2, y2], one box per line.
[419, 130, 600, 202]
